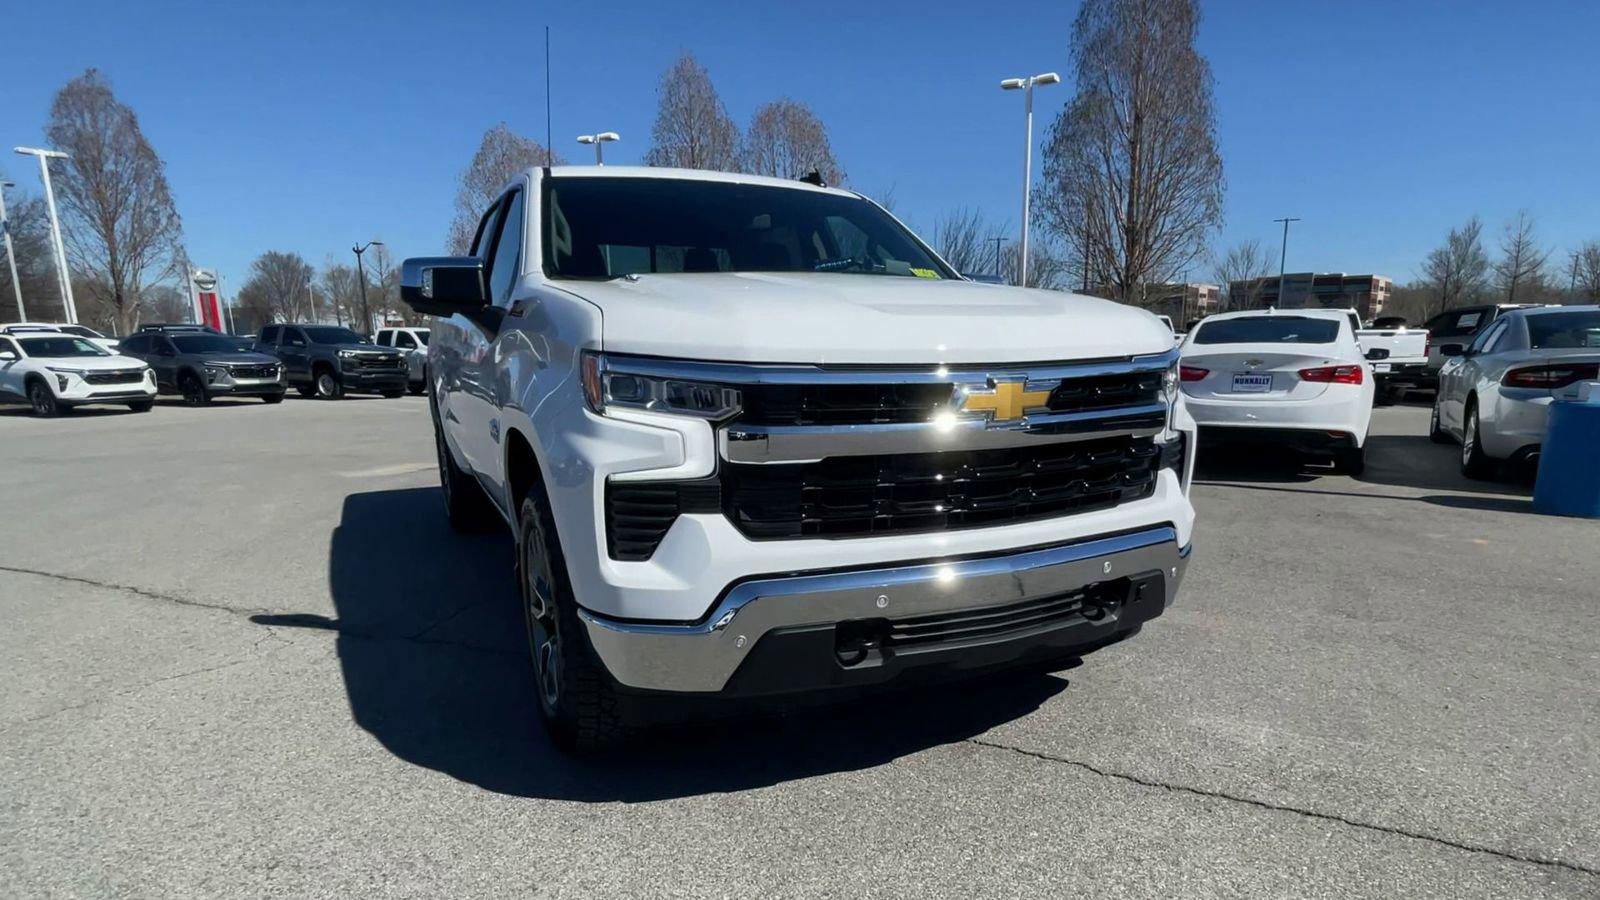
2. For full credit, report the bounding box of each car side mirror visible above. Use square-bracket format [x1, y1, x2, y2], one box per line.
[1439, 343, 1465, 358]
[402, 257, 488, 317]
[0, 350, 15, 361]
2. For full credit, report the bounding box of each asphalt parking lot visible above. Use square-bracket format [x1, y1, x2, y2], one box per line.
[3, 395, 1597, 898]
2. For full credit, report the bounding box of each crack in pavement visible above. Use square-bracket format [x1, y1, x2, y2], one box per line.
[964, 736, 1600, 879]
[0, 564, 269, 617]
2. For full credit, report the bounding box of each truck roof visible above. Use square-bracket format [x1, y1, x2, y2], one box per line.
[538, 165, 860, 199]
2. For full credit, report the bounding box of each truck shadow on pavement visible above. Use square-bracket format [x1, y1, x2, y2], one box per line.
[1195, 434, 1531, 498]
[252, 487, 1071, 801]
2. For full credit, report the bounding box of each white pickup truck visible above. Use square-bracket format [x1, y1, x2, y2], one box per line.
[401, 166, 1196, 752]
[1353, 320, 1430, 402]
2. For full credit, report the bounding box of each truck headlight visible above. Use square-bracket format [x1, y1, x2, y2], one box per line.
[338, 349, 357, 359]
[581, 352, 741, 420]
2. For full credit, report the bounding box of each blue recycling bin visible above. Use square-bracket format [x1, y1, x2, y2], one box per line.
[1532, 396, 1600, 518]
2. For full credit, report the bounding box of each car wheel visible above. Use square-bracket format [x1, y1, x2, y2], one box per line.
[519, 493, 628, 754]
[408, 380, 425, 396]
[1335, 445, 1366, 476]
[126, 400, 154, 413]
[434, 416, 497, 532]
[262, 392, 285, 404]
[27, 380, 61, 418]
[314, 369, 343, 400]
[1428, 400, 1451, 444]
[179, 372, 211, 407]
[380, 389, 405, 399]
[1460, 403, 1496, 480]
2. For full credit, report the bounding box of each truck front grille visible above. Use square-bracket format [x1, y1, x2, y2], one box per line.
[722, 436, 1160, 540]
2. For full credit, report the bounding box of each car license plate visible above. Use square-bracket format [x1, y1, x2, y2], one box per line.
[1232, 373, 1272, 393]
[1373, 362, 1392, 373]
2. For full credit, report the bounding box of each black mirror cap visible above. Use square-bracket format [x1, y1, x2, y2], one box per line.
[401, 257, 488, 317]
[1439, 343, 1466, 357]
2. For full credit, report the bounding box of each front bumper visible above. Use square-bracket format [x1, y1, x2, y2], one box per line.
[55, 372, 157, 404]
[578, 525, 1188, 694]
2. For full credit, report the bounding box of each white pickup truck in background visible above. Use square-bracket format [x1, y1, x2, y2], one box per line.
[1354, 322, 1429, 402]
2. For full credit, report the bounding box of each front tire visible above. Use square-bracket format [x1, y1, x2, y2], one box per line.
[518, 494, 628, 754]
[28, 381, 62, 418]
[1460, 402, 1496, 480]
[262, 392, 285, 404]
[127, 399, 154, 413]
[314, 369, 343, 400]
[380, 389, 405, 399]
[179, 372, 211, 407]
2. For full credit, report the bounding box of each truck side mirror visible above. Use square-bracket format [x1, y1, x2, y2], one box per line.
[1438, 343, 1465, 358]
[401, 257, 488, 317]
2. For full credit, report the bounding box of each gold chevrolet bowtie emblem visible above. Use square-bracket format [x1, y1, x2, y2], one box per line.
[959, 381, 1051, 422]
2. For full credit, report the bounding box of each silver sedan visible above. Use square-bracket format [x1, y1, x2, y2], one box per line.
[1432, 305, 1600, 478]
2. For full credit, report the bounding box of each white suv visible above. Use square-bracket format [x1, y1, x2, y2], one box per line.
[402, 166, 1196, 752]
[0, 332, 156, 416]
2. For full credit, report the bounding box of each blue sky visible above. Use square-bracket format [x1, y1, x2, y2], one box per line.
[3, 0, 1597, 291]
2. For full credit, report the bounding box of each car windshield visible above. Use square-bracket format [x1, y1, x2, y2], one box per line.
[1527, 311, 1600, 350]
[173, 335, 249, 353]
[303, 326, 369, 345]
[19, 337, 108, 358]
[1193, 317, 1340, 345]
[543, 176, 951, 280]
[56, 325, 104, 339]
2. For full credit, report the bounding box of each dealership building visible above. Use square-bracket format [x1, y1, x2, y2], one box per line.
[1227, 273, 1392, 319]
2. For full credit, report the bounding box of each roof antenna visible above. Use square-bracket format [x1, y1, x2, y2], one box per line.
[799, 170, 825, 187]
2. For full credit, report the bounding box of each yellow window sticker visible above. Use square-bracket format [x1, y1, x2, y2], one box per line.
[910, 267, 940, 279]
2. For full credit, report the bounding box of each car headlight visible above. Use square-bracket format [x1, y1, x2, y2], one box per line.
[339, 349, 358, 359]
[581, 352, 741, 420]
[46, 366, 89, 376]
[204, 364, 228, 383]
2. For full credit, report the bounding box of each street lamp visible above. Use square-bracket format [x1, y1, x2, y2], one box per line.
[14, 147, 76, 323]
[0, 180, 24, 320]
[999, 73, 1059, 288]
[352, 240, 384, 334]
[576, 132, 619, 165]
[1273, 217, 1301, 307]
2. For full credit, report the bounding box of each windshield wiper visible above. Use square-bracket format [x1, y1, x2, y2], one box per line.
[813, 256, 887, 274]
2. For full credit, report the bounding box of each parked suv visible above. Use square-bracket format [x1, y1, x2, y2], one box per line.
[374, 326, 430, 394]
[252, 324, 407, 399]
[0, 332, 155, 416]
[402, 167, 1196, 752]
[117, 331, 287, 405]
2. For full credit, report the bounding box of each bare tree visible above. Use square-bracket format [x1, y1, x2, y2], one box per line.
[1036, 0, 1224, 304]
[45, 69, 184, 334]
[869, 183, 898, 213]
[448, 124, 559, 254]
[318, 261, 364, 326]
[1211, 239, 1273, 310]
[643, 53, 739, 171]
[236, 251, 313, 325]
[1569, 241, 1600, 303]
[139, 284, 191, 323]
[742, 99, 845, 185]
[1004, 238, 1072, 291]
[0, 192, 65, 322]
[364, 243, 400, 324]
[1419, 216, 1490, 317]
[1493, 212, 1550, 303]
[932, 208, 993, 275]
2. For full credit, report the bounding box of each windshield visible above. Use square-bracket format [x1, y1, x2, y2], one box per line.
[56, 325, 105, 339]
[174, 335, 251, 354]
[1527, 311, 1600, 350]
[303, 326, 369, 345]
[19, 337, 109, 358]
[543, 176, 950, 280]
[1194, 317, 1340, 345]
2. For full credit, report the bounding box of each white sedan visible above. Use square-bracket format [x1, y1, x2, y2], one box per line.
[0, 332, 156, 416]
[1432, 305, 1600, 478]
[1179, 308, 1374, 474]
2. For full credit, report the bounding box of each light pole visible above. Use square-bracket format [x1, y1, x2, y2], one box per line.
[988, 235, 1009, 280]
[0, 180, 24, 320]
[576, 132, 619, 165]
[1000, 73, 1059, 288]
[1273, 216, 1300, 307]
[15, 147, 76, 323]
[352, 240, 383, 334]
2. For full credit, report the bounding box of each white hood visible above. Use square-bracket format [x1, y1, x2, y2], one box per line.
[34, 353, 149, 370]
[559, 273, 1173, 365]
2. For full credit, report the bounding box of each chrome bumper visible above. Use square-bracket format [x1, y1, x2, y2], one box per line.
[578, 526, 1189, 693]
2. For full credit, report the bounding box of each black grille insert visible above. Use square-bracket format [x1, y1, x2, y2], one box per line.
[229, 364, 278, 379]
[724, 436, 1160, 540]
[605, 478, 721, 561]
[85, 370, 145, 386]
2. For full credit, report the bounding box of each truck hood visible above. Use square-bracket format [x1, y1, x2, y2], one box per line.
[560, 272, 1174, 365]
